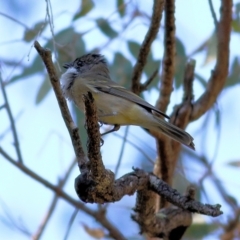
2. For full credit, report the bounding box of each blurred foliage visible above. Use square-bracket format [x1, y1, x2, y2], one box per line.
[174, 37, 188, 89]
[128, 40, 161, 89]
[23, 21, 47, 42]
[36, 75, 51, 104]
[232, 2, 240, 32]
[73, 0, 95, 20]
[96, 18, 118, 38]
[226, 57, 240, 87]
[110, 52, 132, 88]
[116, 0, 126, 17]
[184, 222, 219, 239]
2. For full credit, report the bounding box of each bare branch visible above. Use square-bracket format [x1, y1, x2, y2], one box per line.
[75, 166, 222, 217]
[114, 126, 129, 177]
[191, 0, 232, 121]
[156, 0, 176, 113]
[0, 71, 23, 163]
[208, 0, 218, 30]
[0, 11, 29, 29]
[63, 209, 78, 240]
[153, 0, 176, 209]
[182, 59, 195, 102]
[139, 68, 159, 92]
[34, 41, 88, 173]
[170, 60, 196, 172]
[83, 92, 104, 180]
[131, 0, 164, 94]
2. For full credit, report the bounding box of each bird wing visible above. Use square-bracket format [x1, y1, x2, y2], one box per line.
[91, 77, 169, 119]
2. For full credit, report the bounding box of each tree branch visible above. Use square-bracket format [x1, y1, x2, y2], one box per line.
[131, 0, 164, 94]
[0, 70, 23, 163]
[208, 0, 218, 30]
[190, 0, 232, 121]
[153, 0, 176, 209]
[156, 0, 176, 113]
[34, 41, 88, 173]
[0, 147, 126, 240]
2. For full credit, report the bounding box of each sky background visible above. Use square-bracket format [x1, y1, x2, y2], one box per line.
[1, 0, 240, 239]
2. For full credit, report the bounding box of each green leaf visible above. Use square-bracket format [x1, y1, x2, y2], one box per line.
[110, 52, 132, 89]
[23, 21, 47, 42]
[185, 222, 218, 239]
[48, 27, 86, 66]
[73, 0, 94, 20]
[232, 19, 240, 33]
[226, 57, 240, 88]
[11, 27, 85, 84]
[35, 76, 51, 104]
[10, 55, 44, 84]
[116, 0, 125, 17]
[96, 18, 118, 38]
[174, 37, 187, 89]
[127, 41, 141, 59]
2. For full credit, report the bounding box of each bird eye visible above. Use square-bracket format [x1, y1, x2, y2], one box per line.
[77, 61, 83, 67]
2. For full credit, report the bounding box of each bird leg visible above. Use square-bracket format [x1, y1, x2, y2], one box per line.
[101, 124, 120, 136]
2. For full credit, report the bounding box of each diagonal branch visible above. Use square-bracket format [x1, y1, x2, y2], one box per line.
[131, 0, 165, 94]
[190, 0, 232, 121]
[34, 41, 88, 173]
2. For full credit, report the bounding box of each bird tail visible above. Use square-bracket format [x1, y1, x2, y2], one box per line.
[152, 116, 195, 150]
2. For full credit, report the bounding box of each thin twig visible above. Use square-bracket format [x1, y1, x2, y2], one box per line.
[208, 0, 218, 30]
[0, 72, 23, 163]
[182, 59, 195, 101]
[191, 0, 232, 121]
[113, 132, 154, 164]
[131, 0, 164, 94]
[63, 208, 78, 240]
[114, 126, 129, 178]
[139, 68, 159, 92]
[0, 12, 29, 29]
[45, 0, 61, 72]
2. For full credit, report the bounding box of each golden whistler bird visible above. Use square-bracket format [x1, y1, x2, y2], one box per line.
[60, 53, 194, 149]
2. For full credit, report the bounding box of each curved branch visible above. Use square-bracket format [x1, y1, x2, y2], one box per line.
[190, 0, 232, 121]
[131, 0, 164, 94]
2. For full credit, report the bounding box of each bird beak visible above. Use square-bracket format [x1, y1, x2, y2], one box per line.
[63, 62, 71, 69]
